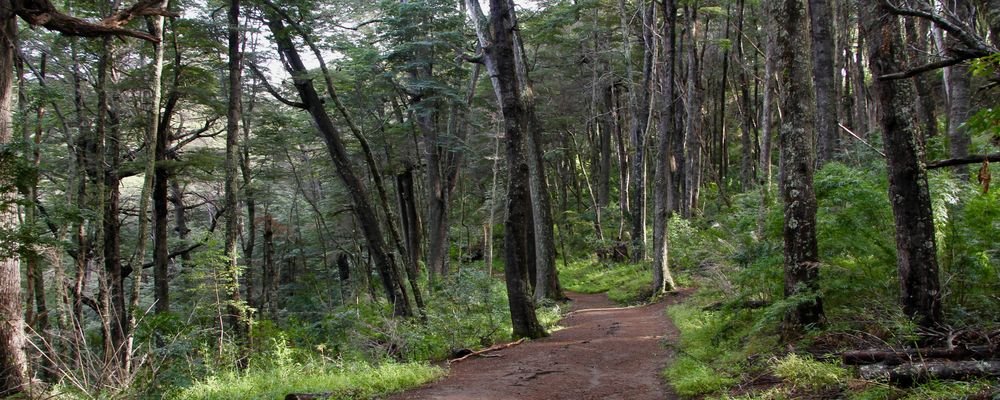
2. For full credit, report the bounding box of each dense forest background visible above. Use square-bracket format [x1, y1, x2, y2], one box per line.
[0, 0, 998, 398]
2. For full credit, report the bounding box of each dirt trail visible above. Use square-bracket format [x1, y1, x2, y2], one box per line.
[387, 292, 681, 400]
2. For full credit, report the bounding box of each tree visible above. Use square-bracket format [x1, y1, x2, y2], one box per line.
[0, 0, 167, 394]
[809, 0, 837, 165]
[651, 0, 677, 295]
[1, 8, 28, 394]
[771, 0, 824, 333]
[261, 8, 413, 318]
[863, 1, 942, 330]
[224, 0, 247, 344]
[489, 0, 547, 339]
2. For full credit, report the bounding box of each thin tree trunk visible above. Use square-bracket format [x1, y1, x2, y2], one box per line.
[263, 12, 411, 317]
[683, 4, 703, 218]
[945, 0, 972, 173]
[126, 6, 166, 372]
[224, 0, 247, 344]
[863, 1, 943, 330]
[810, 0, 837, 166]
[906, 18, 938, 139]
[652, 0, 678, 295]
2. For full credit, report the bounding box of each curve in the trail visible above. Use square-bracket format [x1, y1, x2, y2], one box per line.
[387, 292, 681, 400]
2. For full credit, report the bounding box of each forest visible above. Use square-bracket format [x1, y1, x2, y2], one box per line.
[0, 0, 998, 398]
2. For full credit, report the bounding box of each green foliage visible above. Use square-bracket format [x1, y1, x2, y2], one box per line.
[171, 361, 442, 400]
[770, 354, 849, 391]
[558, 258, 652, 304]
[665, 357, 736, 397]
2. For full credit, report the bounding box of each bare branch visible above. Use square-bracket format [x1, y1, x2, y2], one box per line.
[246, 63, 307, 109]
[926, 153, 1000, 169]
[878, 0, 996, 56]
[878, 55, 978, 80]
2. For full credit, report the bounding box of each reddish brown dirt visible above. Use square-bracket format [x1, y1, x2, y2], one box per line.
[386, 292, 681, 400]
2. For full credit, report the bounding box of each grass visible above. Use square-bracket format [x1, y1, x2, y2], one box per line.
[171, 361, 443, 400]
[558, 258, 652, 304]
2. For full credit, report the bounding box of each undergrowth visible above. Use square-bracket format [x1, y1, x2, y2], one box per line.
[661, 162, 1000, 399]
[171, 361, 443, 400]
[558, 258, 653, 304]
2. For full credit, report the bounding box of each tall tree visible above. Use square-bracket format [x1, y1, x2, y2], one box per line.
[809, 0, 837, 166]
[0, 5, 28, 394]
[863, 1, 942, 330]
[489, 0, 547, 339]
[0, 0, 166, 394]
[224, 0, 247, 340]
[651, 0, 677, 295]
[945, 0, 973, 171]
[628, 0, 654, 261]
[771, 0, 824, 332]
[262, 9, 412, 317]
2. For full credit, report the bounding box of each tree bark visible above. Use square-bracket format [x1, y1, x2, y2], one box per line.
[863, 0, 943, 330]
[0, 6, 28, 395]
[772, 0, 824, 332]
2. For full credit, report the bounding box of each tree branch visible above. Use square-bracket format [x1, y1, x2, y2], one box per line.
[926, 153, 1000, 169]
[246, 63, 307, 109]
[12, 0, 173, 42]
[878, 55, 980, 80]
[878, 0, 996, 56]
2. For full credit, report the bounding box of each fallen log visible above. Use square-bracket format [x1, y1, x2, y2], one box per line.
[702, 299, 771, 311]
[448, 338, 526, 364]
[860, 360, 1000, 386]
[843, 346, 996, 365]
[284, 393, 332, 400]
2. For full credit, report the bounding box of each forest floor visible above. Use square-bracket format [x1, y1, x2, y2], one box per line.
[386, 292, 683, 400]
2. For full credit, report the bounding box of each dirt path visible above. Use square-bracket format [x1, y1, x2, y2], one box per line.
[387, 292, 681, 400]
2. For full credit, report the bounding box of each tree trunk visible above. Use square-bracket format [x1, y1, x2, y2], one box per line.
[264, 12, 411, 317]
[628, 0, 654, 262]
[0, 8, 28, 395]
[97, 34, 128, 373]
[905, 18, 938, 139]
[225, 0, 247, 342]
[683, 4, 703, 218]
[809, 0, 837, 166]
[863, 1, 943, 330]
[772, 0, 824, 332]
[263, 215, 277, 315]
[945, 0, 973, 173]
[488, 0, 547, 339]
[652, 0, 678, 295]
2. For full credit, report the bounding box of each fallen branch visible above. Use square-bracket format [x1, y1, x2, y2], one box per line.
[925, 153, 1000, 170]
[860, 360, 1000, 386]
[448, 338, 526, 364]
[843, 346, 996, 366]
[284, 393, 331, 400]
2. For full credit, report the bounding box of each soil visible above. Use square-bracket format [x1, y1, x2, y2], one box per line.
[386, 292, 683, 400]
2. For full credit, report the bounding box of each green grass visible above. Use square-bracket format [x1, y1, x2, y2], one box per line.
[771, 354, 849, 391]
[171, 361, 443, 400]
[558, 258, 652, 304]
